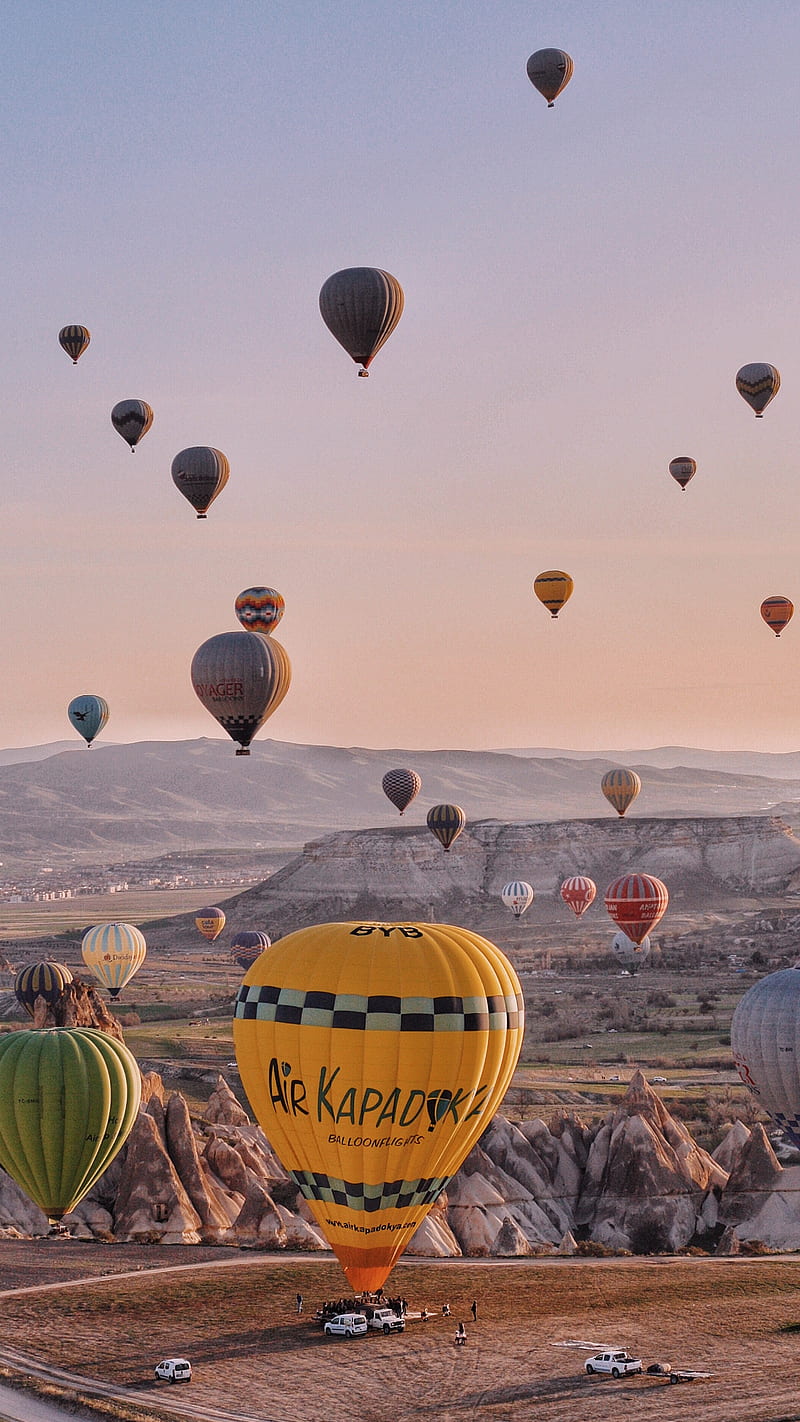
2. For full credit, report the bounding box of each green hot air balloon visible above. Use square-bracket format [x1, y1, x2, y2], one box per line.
[171, 446, 230, 518]
[191, 630, 291, 755]
[319, 268, 404, 376]
[68, 695, 109, 748]
[0, 1028, 141, 1223]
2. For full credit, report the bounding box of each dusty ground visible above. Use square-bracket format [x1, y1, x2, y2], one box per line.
[1, 1243, 800, 1421]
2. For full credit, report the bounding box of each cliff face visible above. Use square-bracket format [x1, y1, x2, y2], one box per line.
[1, 1070, 796, 1259]
[215, 814, 800, 939]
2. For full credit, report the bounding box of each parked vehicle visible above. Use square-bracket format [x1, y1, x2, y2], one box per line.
[324, 1313, 368, 1338]
[366, 1308, 405, 1334]
[154, 1359, 192, 1383]
[585, 1351, 642, 1378]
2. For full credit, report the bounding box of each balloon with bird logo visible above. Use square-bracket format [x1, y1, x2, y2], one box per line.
[196, 908, 226, 943]
[604, 874, 668, 945]
[111, 400, 153, 451]
[601, 768, 641, 817]
[426, 804, 466, 852]
[736, 363, 781, 418]
[761, 597, 793, 637]
[0, 1028, 140, 1223]
[533, 571, 573, 618]
[171, 447, 230, 518]
[59, 326, 90, 364]
[68, 695, 109, 748]
[191, 630, 291, 756]
[235, 588, 285, 636]
[81, 923, 146, 999]
[526, 49, 574, 106]
[15, 962, 73, 1019]
[382, 769, 422, 816]
[611, 931, 651, 974]
[501, 882, 534, 918]
[560, 876, 596, 918]
[233, 920, 524, 1292]
[319, 267, 404, 376]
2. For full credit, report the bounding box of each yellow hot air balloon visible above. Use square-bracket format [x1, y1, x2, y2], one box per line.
[233, 921, 523, 1293]
[81, 923, 146, 998]
[195, 907, 226, 943]
[600, 767, 641, 817]
[533, 570, 573, 618]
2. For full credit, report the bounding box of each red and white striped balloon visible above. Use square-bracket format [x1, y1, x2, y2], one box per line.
[604, 873, 668, 945]
[560, 875, 596, 918]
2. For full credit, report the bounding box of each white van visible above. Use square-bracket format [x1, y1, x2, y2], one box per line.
[323, 1313, 368, 1338]
[154, 1358, 192, 1383]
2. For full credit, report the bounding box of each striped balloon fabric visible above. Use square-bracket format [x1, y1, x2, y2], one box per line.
[81, 923, 147, 999]
[426, 803, 466, 852]
[600, 768, 641, 817]
[231, 930, 271, 971]
[58, 324, 91, 363]
[668, 456, 696, 491]
[235, 587, 285, 636]
[14, 961, 73, 1019]
[382, 768, 422, 815]
[501, 881, 534, 918]
[111, 399, 154, 451]
[560, 875, 596, 917]
[533, 570, 573, 618]
[761, 596, 794, 637]
[604, 874, 668, 945]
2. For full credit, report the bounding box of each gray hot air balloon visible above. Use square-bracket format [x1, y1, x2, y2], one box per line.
[171, 447, 230, 518]
[526, 48, 574, 107]
[735, 363, 781, 418]
[731, 965, 800, 1146]
[111, 400, 154, 452]
[319, 267, 404, 376]
[668, 456, 696, 491]
[191, 631, 291, 755]
[611, 931, 650, 974]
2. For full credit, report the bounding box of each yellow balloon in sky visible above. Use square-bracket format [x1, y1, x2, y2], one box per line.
[533, 570, 573, 618]
[233, 921, 524, 1293]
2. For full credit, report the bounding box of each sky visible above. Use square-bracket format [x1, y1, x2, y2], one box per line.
[3, 0, 800, 752]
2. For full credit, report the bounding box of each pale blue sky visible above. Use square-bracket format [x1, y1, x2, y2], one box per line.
[3, 1, 800, 750]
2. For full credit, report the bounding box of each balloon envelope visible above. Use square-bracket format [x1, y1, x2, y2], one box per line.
[611, 931, 651, 973]
[0, 1027, 140, 1221]
[526, 48, 574, 106]
[59, 325, 90, 363]
[668, 457, 696, 490]
[736, 363, 780, 417]
[196, 908, 226, 943]
[761, 597, 793, 637]
[605, 874, 668, 945]
[15, 962, 73, 1019]
[426, 804, 466, 852]
[68, 695, 109, 748]
[233, 920, 524, 1292]
[111, 399, 153, 451]
[81, 923, 146, 998]
[560, 876, 596, 918]
[191, 631, 291, 755]
[171, 447, 230, 517]
[235, 588, 285, 636]
[501, 882, 534, 918]
[382, 769, 422, 815]
[319, 267, 404, 376]
[601, 768, 641, 817]
[731, 967, 800, 1147]
[533, 570, 573, 618]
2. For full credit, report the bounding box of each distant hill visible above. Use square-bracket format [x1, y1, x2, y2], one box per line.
[1, 736, 800, 869]
[501, 746, 800, 779]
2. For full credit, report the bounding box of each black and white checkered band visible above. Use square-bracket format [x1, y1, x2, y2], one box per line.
[290, 1169, 448, 1212]
[234, 984, 524, 1031]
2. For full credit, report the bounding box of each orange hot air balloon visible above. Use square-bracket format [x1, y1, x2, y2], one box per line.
[560, 876, 596, 918]
[761, 597, 793, 637]
[601, 768, 641, 817]
[533, 570, 573, 618]
[604, 874, 668, 946]
[196, 908, 226, 943]
[233, 921, 523, 1293]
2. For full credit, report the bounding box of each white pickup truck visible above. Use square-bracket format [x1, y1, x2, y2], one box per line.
[585, 1351, 642, 1378]
[367, 1308, 405, 1334]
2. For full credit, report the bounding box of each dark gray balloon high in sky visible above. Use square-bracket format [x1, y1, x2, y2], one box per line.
[319, 267, 404, 376]
[526, 48, 574, 107]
